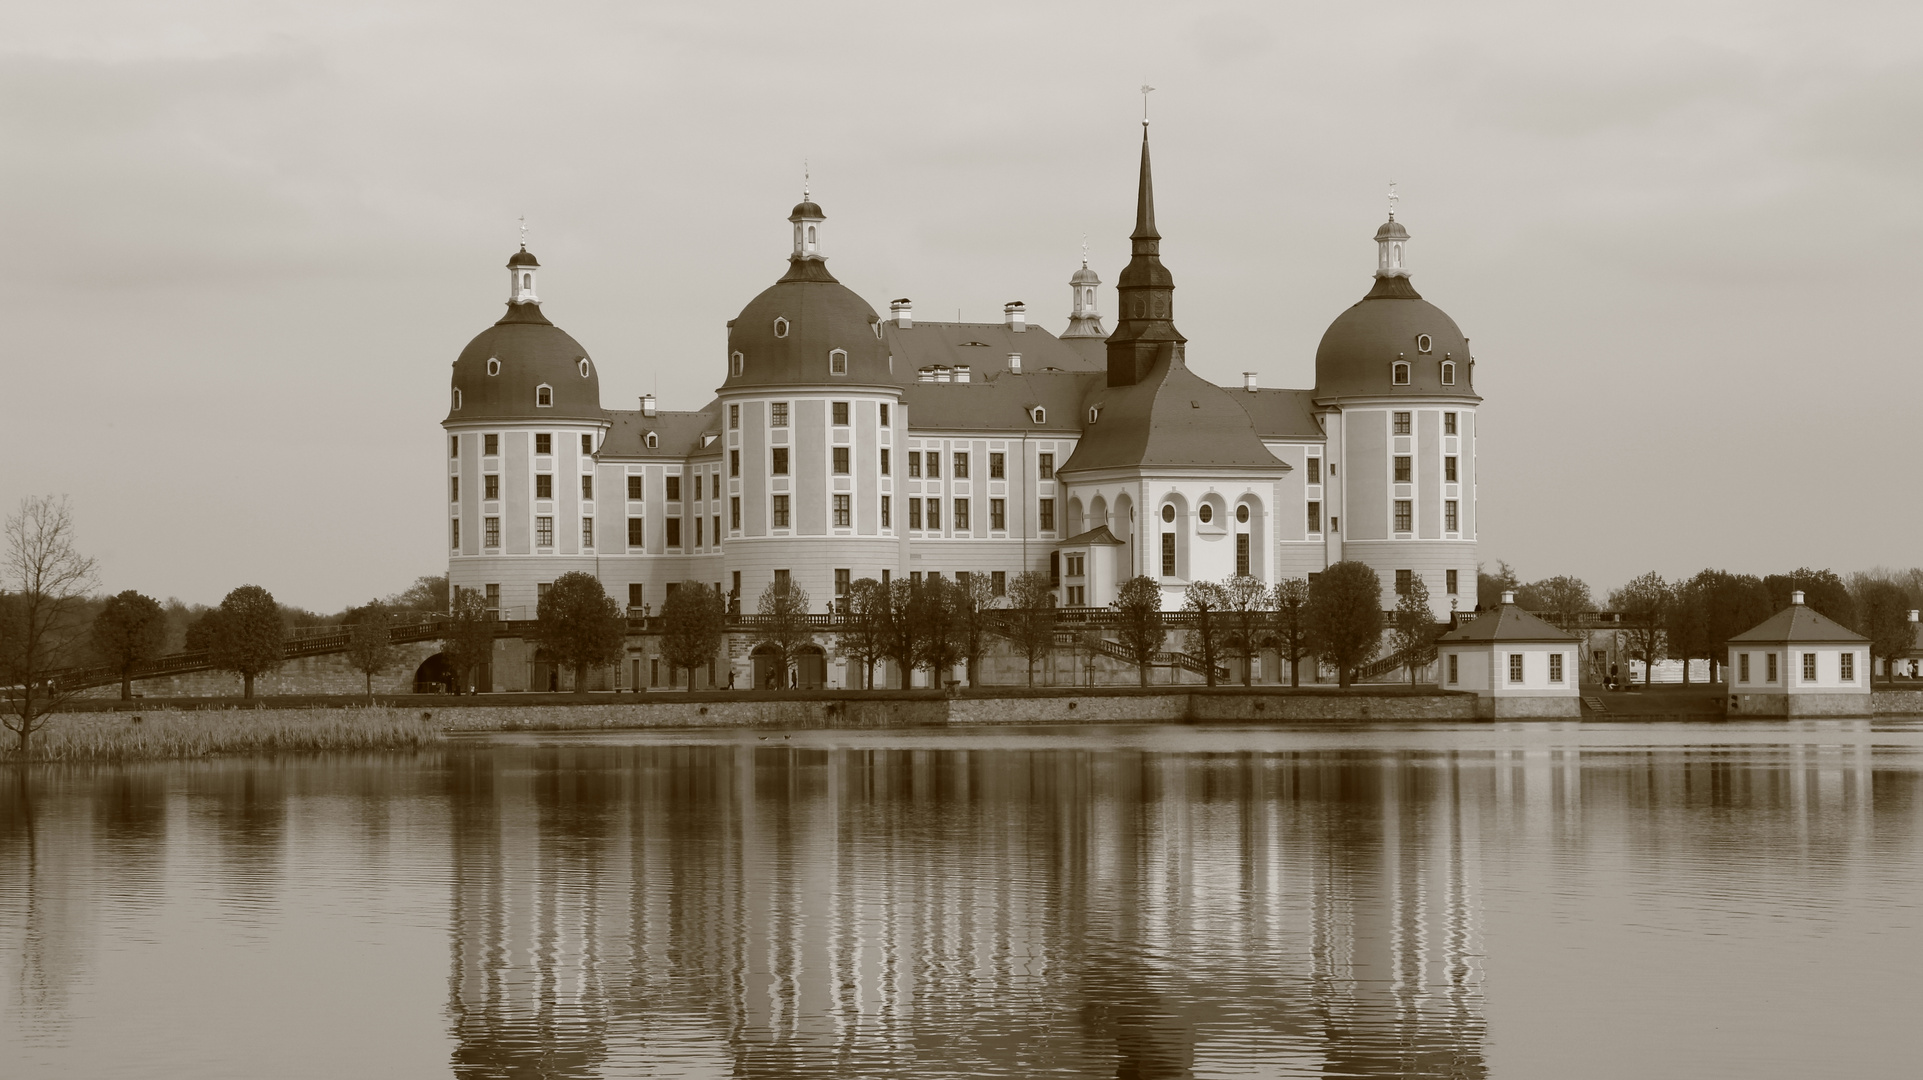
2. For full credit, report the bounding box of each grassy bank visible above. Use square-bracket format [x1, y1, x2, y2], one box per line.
[13, 706, 444, 763]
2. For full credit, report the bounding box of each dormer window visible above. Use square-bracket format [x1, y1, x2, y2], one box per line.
[452, 388, 462, 410]
[774, 317, 789, 338]
[1088, 406, 1100, 424]
[1441, 361, 1456, 385]
[731, 351, 745, 377]
[486, 357, 500, 376]
[829, 349, 847, 375]
[1032, 407, 1046, 424]
[1392, 362, 1410, 385]
[536, 384, 553, 407]
[578, 358, 591, 378]
[1417, 334, 1433, 353]
[871, 321, 883, 340]
[644, 432, 659, 449]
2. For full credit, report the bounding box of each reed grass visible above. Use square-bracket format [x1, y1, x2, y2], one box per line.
[14, 706, 444, 762]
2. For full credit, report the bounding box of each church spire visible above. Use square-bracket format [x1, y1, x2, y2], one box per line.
[1132, 127, 1159, 247]
[1105, 123, 1183, 387]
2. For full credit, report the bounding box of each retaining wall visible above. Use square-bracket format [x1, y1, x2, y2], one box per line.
[1872, 690, 1923, 716]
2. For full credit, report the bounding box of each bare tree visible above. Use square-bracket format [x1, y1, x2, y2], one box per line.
[660, 580, 726, 691]
[1608, 572, 1670, 687]
[440, 588, 496, 694]
[1182, 580, 1230, 687]
[1003, 571, 1058, 688]
[951, 572, 999, 688]
[1272, 577, 1313, 687]
[91, 589, 166, 701]
[835, 578, 890, 689]
[881, 579, 918, 689]
[1, 496, 98, 757]
[1219, 575, 1269, 687]
[343, 601, 400, 701]
[757, 578, 816, 690]
[1110, 575, 1166, 687]
[1391, 575, 1440, 685]
[1515, 574, 1593, 630]
[911, 577, 964, 689]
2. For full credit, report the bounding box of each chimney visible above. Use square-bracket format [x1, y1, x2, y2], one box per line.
[641, 394, 656, 417]
[1004, 301, 1026, 332]
[1242, 371, 1259, 392]
[1007, 352, 1022, 373]
[890, 298, 913, 329]
[1791, 590, 1805, 605]
[1501, 590, 1516, 605]
[953, 365, 971, 383]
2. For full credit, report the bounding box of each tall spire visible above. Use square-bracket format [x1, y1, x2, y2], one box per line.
[1105, 123, 1183, 387]
[1132, 126, 1159, 246]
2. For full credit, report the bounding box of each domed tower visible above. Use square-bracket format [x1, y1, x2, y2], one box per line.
[1312, 202, 1480, 617]
[714, 187, 905, 609]
[444, 242, 609, 619]
[1061, 245, 1106, 339]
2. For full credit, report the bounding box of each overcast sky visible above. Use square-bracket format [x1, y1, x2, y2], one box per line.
[4, 0, 1919, 612]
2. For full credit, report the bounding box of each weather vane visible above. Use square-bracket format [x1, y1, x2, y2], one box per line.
[1140, 82, 1156, 126]
[1081, 232, 1089, 266]
[803, 159, 810, 200]
[1387, 181, 1399, 221]
[519, 215, 528, 249]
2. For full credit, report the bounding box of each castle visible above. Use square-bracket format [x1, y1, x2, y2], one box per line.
[441, 127, 1482, 689]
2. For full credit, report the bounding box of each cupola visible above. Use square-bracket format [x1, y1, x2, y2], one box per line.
[790, 178, 826, 262]
[507, 245, 540, 304]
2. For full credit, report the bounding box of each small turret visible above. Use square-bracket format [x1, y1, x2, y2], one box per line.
[507, 245, 540, 304]
[1062, 244, 1106, 339]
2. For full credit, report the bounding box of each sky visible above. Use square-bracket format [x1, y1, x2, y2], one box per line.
[3, 0, 1920, 612]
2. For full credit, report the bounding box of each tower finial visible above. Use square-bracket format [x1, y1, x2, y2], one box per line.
[1140, 82, 1155, 127]
[518, 214, 528, 250]
[1082, 233, 1089, 267]
[803, 159, 810, 201]
[1386, 181, 1398, 222]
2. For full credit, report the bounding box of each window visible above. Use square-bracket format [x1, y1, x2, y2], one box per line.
[1445, 501, 1459, 532]
[1441, 362, 1455, 385]
[990, 498, 1006, 530]
[1393, 362, 1410, 385]
[1446, 569, 1458, 595]
[1032, 407, 1046, 424]
[908, 499, 922, 529]
[450, 476, 459, 501]
[485, 517, 500, 547]
[1066, 554, 1084, 576]
[1549, 653, 1564, 683]
[1395, 500, 1412, 532]
[663, 518, 680, 547]
[1038, 498, 1055, 531]
[1395, 456, 1411, 483]
[582, 518, 594, 548]
[1307, 457, 1320, 484]
[626, 475, 642, 499]
[835, 568, 850, 599]
[1448, 654, 1459, 684]
[1068, 586, 1086, 606]
[581, 475, 593, 499]
[832, 401, 849, 425]
[771, 448, 789, 475]
[729, 404, 740, 429]
[909, 452, 921, 477]
[926, 453, 939, 477]
[730, 497, 740, 529]
[773, 317, 789, 338]
[1394, 412, 1411, 435]
[1445, 456, 1458, 483]
[693, 517, 702, 546]
[990, 452, 1005, 479]
[771, 402, 788, 427]
[539, 582, 552, 600]
[926, 499, 940, 529]
[1162, 533, 1176, 576]
[628, 584, 643, 609]
[1038, 453, 1054, 479]
[484, 433, 499, 456]
[1088, 406, 1100, 424]
[484, 583, 500, 615]
[645, 432, 659, 449]
[1444, 412, 1458, 435]
[535, 433, 552, 455]
[1396, 569, 1413, 595]
[829, 350, 847, 375]
[536, 474, 553, 499]
[666, 476, 681, 500]
[536, 385, 553, 407]
[627, 517, 644, 546]
[452, 387, 464, 410]
[954, 452, 969, 478]
[772, 495, 790, 528]
[881, 496, 891, 527]
[1509, 654, 1524, 683]
[879, 403, 890, 427]
[1307, 501, 1321, 533]
[1236, 534, 1250, 576]
[713, 516, 720, 546]
[1161, 504, 1175, 524]
[731, 351, 745, 377]
[536, 517, 554, 547]
[450, 519, 460, 549]
[833, 447, 849, 474]
[987, 571, 1004, 596]
[1417, 334, 1432, 353]
[880, 449, 890, 475]
[1768, 653, 1779, 682]
[487, 358, 500, 377]
[1803, 653, 1817, 681]
[954, 498, 969, 530]
[1199, 504, 1213, 524]
[450, 435, 459, 458]
[581, 434, 592, 454]
[1841, 652, 1855, 682]
[485, 475, 499, 500]
[1739, 653, 1751, 683]
[834, 494, 850, 527]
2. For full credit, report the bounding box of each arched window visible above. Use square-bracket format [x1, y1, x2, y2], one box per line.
[1088, 406, 1099, 424]
[486, 358, 500, 376]
[1441, 361, 1455, 385]
[1032, 407, 1046, 424]
[1392, 362, 1410, 385]
[578, 358, 591, 378]
[522, 273, 531, 289]
[644, 432, 659, 449]
[1417, 334, 1432, 353]
[452, 388, 462, 410]
[774, 317, 789, 338]
[807, 226, 816, 245]
[536, 384, 553, 407]
[731, 351, 744, 377]
[828, 349, 847, 375]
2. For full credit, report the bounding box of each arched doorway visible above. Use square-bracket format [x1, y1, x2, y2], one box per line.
[414, 652, 457, 694]
[751, 643, 784, 691]
[795, 645, 827, 689]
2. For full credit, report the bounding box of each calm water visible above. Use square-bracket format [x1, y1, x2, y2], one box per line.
[2, 723, 1919, 1079]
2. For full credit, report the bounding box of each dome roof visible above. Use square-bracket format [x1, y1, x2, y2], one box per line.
[1070, 263, 1101, 285]
[1313, 277, 1479, 401]
[789, 200, 825, 221]
[447, 303, 605, 423]
[507, 247, 540, 268]
[1374, 219, 1409, 241]
[723, 261, 894, 390]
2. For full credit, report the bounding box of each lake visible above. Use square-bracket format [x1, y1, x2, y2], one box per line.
[2, 722, 1919, 1078]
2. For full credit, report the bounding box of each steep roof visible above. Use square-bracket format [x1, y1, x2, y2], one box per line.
[1728, 602, 1868, 644]
[1236, 387, 1326, 441]
[1439, 603, 1580, 644]
[883, 321, 1101, 377]
[901, 369, 1095, 433]
[600, 406, 720, 460]
[1058, 525, 1124, 547]
[1060, 352, 1284, 473]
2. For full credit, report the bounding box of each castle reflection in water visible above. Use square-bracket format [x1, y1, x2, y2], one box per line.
[445, 741, 1508, 1077]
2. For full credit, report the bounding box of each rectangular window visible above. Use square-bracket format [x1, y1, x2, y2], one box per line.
[1394, 456, 1411, 483]
[774, 569, 790, 591]
[583, 518, 595, 548]
[771, 403, 788, 427]
[627, 517, 644, 546]
[909, 499, 922, 529]
[1307, 501, 1321, 533]
[881, 496, 891, 527]
[666, 518, 681, 547]
[581, 434, 593, 454]
[730, 497, 741, 528]
[581, 475, 593, 500]
[1549, 653, 1564, 683]
[1235, 534, 1250, 576]
[450, 435, 459, 458]
[1445, 456, 1458, 483]
[692, 475, 701, 501]
[1307, 457, 1320, 484]
[909, 451, 922, 477]
[627, 475, 642, 499]
[1448, 654, 1459, 685]
[536, 517, 554, 547]
[953, 498, 969, 530]
[833, 447, 849, 474]
[1446, 568, 1458, 595]
[1038, 498, 1055, 531]
[954, 452, 969, 478]
[485, 583, 500, 615]
[1803, 652, 1817, 682]
[1739, 653, 1751, 683]
[666, 475, 681, 500]
[990, 452, 1005, 479]
[1394, 412, 1411, 435]
[834, 494, 850, 527]
[1161, 533, 1176, 576]
[992, 571, 1006, 597]
[832, 401, 849, 426]
[835, 568, 850, 598]
[536, 474, 553, 499]
[485, 517, 500, 547]
[1396, 569, 1413, 595]
[1445, 501, 1459, 532]
[927, 453, 940, 478]
[1508, 653, 1524, 683]
[879, 403, 890, 427]
[451, 518, 460, 548]
[485, 474, 499, 500]
[1038, 453, 1055, 479]
[1445, 412, 1458, 435]
[1394, 500, 1412, 532]
[693, 517, 702, 547]
[628, 583, 643, 609]
[771, 448, 789, 475]
[1841, 652, 1855, 682]
[730, 449, 740, 477]
[926, 499, 940, 529]
[450, 476, 459, 501]
[729, 403, 739, 430]
[879, 448, 889, 475]
[484, 433, 499, 456]
[990, 498, 1006, 530]
[772, 495, 790, 528]
[1768, 653, 1779, 682]
[536, 433, 552, 455]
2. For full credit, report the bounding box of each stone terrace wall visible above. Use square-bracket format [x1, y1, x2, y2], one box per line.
[77, 643, 441, 700]
[1873, 690, 1923, 716]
